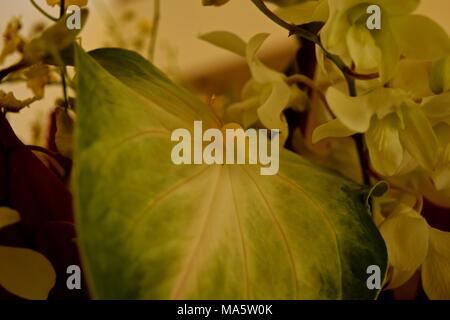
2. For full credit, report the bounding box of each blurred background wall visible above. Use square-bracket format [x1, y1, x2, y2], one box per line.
[1, 0, 450, 143]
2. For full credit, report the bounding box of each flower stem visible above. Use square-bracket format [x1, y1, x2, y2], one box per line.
[344, 64, 371, 185]
[354, 134, 371, 185]
[60, 0, 65, 16]
[287, 74, 335, 118]
[250, 0, 318, 42]
[148, 0, 161, 62]
[0, 61, 28, 83]
[30, 0, 58, 21]
[27, 145, 61, 160]
[251, 0, 372, 185]
[250, 0, 379, 82]
[59, 0, 69, 110]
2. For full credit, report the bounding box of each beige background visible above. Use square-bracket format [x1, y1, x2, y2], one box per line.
[1, 0, 450, 143]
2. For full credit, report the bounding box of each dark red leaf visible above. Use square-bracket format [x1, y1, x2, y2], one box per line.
[0, 114, 88, 300]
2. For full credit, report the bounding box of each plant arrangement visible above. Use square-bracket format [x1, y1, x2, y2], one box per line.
[0, 0, 449, 300]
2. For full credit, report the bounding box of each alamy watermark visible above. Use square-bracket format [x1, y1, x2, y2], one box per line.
[66, 265, 82, 290]
[66, 5, 82, 30]
[366, 5, 382, 30]
[171, 121, 280, 176]
[366, 265, 382, 290]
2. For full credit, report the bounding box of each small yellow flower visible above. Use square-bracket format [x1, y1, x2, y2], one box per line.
[313, 87, 440, 176]
[0, 90, 37, 113]
[320, 0, 450, 84]
[200, 31, 309, 144]
[0, 17, 24, 64]
[25, 63, 51, 99]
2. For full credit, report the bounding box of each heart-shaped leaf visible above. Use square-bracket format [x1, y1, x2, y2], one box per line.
[74, 46, 387, 299]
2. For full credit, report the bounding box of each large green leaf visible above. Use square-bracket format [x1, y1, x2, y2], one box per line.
[74, 46, 387, 299]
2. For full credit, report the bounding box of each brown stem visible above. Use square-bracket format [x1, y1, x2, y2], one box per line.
[250, 0, 379, 83]
[148, 0, 161, 61]
[27, 145, 62, 161]
[353, 134, 371, 185]
[0, 61, 28, 83]
[253, 0, 374, 185]
[345, 68, 379, 80]
[287, 74, 335, 118]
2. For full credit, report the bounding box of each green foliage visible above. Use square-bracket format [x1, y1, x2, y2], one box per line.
[74, 46, 387, 299]
[2, 0, 449, 301]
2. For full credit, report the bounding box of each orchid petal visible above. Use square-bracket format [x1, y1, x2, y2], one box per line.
[326, 87, 373, 132]
[199, 31, 246, 57]
[366, 115, 403, 176]
[312, 119, 356, 143]
[379, 204, 429, 286]
[399, 102, 440, 171]
[422, 228, 450, 300]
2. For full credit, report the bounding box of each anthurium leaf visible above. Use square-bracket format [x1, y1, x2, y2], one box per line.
[74, 46, 387, 299]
